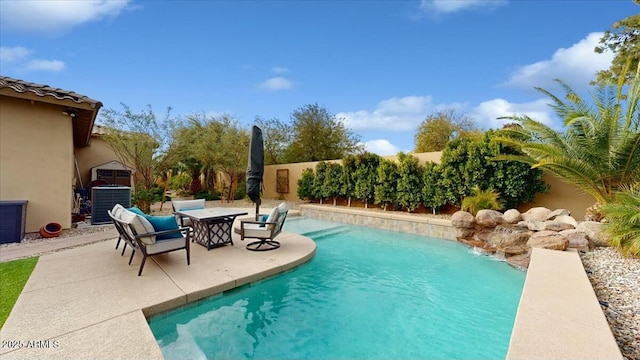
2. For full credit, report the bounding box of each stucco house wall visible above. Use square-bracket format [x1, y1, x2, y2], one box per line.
[0, 76, 102, 233]
[0, 97, 74, 232]
[74, 135, 133, 188]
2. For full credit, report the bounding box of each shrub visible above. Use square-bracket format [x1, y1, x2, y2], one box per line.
[396, 152, 424, 212]
[340, 155, 358, 206]
[422, 162, 447, 214]
[461, 186, 504, 215]
[439, 131, 547, 208]
[297, 168, 315, 201]
[374, 158, 398, 211]
[323, 163, 343, 205]
[169, 173, 191, 192]
[151, 185, 165, 200]
[313, 161, 328, 203]
[194, 190, 220, 201]
[354, 152, 381, 208]
[132, 184, 155, 213]
[235, 181, 247, 200]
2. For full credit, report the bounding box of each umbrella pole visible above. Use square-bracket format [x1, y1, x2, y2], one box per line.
[255, 202, 260, 221]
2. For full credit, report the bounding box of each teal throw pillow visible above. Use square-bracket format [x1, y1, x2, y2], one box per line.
[127, 207, 146, 216]
[145, 215, 182, 240]
[259, 214, 269, 227]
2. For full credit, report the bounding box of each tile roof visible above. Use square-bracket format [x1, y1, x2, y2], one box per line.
[0, 75, 103, 147]
[0, 75, 102, 108]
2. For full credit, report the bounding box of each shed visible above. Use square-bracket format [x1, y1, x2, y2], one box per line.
[91, 160, 135, 187]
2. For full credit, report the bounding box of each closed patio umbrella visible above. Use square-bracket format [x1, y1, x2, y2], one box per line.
[246, 125, 264, 220]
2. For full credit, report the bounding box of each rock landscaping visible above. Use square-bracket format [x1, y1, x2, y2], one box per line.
[452, 206, 607, 269]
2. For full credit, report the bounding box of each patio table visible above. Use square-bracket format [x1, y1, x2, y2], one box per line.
[175, 208, 248, 250]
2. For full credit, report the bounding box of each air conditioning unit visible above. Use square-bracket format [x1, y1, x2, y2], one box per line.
[91, 186, 131, 225]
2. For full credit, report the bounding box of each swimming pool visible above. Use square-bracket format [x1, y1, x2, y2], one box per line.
[149, 218, 525, 359]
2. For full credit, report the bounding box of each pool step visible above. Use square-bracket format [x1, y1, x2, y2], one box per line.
[302, 225, 351, 239]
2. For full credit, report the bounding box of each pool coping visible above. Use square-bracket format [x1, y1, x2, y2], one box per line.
[300, 204, 622, 360]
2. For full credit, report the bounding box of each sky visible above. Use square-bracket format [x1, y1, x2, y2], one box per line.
[1, 0, 637, 156]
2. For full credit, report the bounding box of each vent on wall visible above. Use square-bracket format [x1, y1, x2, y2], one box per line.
[91, 186, 131, 224]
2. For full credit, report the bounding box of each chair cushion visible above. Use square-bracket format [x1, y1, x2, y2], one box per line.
[172, 199, 206, 211]
[146, 215, 182, 240]
[243, 223, 272, 239]
[277, 202, 289, 213]
[112, 204, 126, 220]
[120, 209, 156, 245]
[146, 237, 186, 254]
[265, 207, 279, 227]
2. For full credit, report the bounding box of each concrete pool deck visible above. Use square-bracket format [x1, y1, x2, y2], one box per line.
[0, 227, 316, 359]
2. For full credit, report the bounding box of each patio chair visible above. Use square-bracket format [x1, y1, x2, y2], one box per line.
[108, 207, 191, 276]
[172, 199, 206, 227]
[240, 202, 289, 251]
[110, 204, 132, 257]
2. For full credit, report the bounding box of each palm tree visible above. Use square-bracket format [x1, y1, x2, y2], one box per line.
[495, 63, 640, 219]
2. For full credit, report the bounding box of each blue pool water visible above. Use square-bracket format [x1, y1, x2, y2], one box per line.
[149, 218, 525, 359]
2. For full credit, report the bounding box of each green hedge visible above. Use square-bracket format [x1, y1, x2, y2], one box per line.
[297, 130, 547, 213]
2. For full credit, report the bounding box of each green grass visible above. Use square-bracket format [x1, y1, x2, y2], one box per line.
[0, 257, 38, 329]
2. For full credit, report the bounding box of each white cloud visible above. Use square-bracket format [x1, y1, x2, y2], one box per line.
[0, 46, 66, 73]
[420, 0, 507, 14]
[259, 77, 293, 91]
[272, 67, 289, 74]
[337, 96, 437, 132]
[361, 139, 401, 156]
[505, 32, 614, 92]
[25, 59, 66, 72]
[0, 45, 66, 72]
[471, 98, 555, 129]
[0, 46, 31, 63]
[0, 0, 130, 33]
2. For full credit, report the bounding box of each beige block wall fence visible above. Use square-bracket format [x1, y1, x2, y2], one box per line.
[0, 97, 74, 232]
[263, 151, 594, 219]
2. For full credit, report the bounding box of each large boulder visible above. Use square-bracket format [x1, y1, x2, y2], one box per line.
[559, 229, 590, 251]
[527, 232, 569, 251]
[522, 207, 552, 222]
[543, 221, 575, 232]
[487, 226, 533, 247]
[451, 211, 475, 228]
[456, 227, 474, 239]
[518, 220, 546, 231]
[473, 230, 493, 243]
[499, 245, 528, 256]
[503, 209, 522, 224]
[554, 215, 579, 228]
[546, 208, 571, 220]
[576, 221, 609, 247]
[476, 209, 504, 227]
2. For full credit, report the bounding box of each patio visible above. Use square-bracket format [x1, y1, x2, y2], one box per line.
[0, 228, 315, 359]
